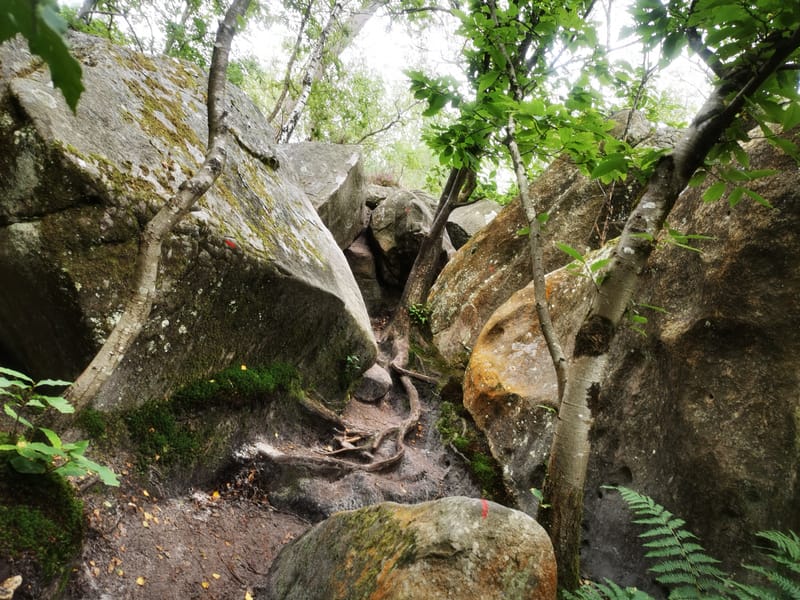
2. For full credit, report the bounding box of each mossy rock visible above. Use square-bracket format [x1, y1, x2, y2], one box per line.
[0, 457, 84, 599]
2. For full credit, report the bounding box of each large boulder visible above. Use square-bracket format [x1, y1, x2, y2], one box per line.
[0, 33, 376, 409]
[280, 142, 366, 250]
[258, 496, 556, 600]
[463, 129, 800, 586]
[464, 246, 613, 513]
[369, 188, 453, 287]
[446, 198, 502, 249]
[428, 114, 677, 368]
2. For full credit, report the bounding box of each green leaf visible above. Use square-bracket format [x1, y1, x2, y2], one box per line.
[34, 378, 72, 388]
[516, 226, 530, 236]
[591, 153, 628, 179]
[39, 427, 62, 449]
[0, 367, 34, 383]
[4, 403, 33, 429]
[728, 186, 745, 207]
[39, 395, 75, 413]
[702, 181, 727, 203]
[589, 257, 611, 272]
[10, 455, 46, 474]
[742, 188, 773, 208]
[556, 242, 586, 263]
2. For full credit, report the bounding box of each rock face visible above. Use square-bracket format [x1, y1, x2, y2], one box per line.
[0, 34, 376, 409]
[428, 115, 677, 368]
[446, 198, 502, 249]
[258, 496, 556, 600]
[369, 188, 452, 287]
[280, 142, 366, 250]
[464, 246, 613, 513]
[463, 129, 800, 586]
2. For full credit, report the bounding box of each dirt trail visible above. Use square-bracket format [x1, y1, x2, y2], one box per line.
[63, 355, 477, 599]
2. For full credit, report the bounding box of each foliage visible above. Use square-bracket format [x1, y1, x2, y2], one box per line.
[408, 302, 432, 327]
[0, 0, 83, 111]
[0, 459, 84, 581]
[564, 487, 800, 599]
[0, 367, 118, 486]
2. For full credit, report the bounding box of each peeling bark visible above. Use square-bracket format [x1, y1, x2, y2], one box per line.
[67, 0, 252, 410]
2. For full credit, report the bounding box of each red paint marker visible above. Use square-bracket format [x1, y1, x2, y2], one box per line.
[481, 498, 489, 519]
[223, 238, 237, 249]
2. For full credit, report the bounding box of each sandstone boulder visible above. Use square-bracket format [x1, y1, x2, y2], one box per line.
[369, 188, 453, 287]
[428, 115, 678, 368]
[464, 246, 613, 513]
[0, 33, 376, 409]
[463, 129, 800, 587]
[258, 496, 556, 600]
[280, 142, 366, 250]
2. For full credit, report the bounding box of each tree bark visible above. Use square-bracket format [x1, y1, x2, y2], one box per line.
[67, 0, 252, 410]
[539, 25, 800, 590]
[277, 1, 345, 143]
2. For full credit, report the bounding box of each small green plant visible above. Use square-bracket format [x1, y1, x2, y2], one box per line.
[625, 302, 668, 337]
[0, 367, 119, 486]
[557, 242, 612, 287]
[564, 486, 800, 599]
[408, 303, 432, 326]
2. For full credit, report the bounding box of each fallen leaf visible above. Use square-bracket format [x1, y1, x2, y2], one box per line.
[211, 490, 220, 500]
[144, 511, 153, 521]
[245, 591, 253, 600]
[142, 521, 149, 528]
[142, 489, 150, 497]
[212, 573, 221, 580]
[136, 576, 145, 586]
[201, 581, 210, 589]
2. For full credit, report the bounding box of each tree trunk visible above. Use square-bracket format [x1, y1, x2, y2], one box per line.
[539, 26, 800, 590]
[67, 0, 252, 410]
[277, 1, 345, 143]
[77, 0, 98, 22]
[271, 0, 385, 133]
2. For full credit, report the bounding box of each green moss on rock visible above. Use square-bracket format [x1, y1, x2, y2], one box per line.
[0, 458, 84, 585]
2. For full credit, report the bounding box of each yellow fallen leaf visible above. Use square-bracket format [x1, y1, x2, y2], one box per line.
[245, 591, 253, 600]
[116, 569, 124, 577]
[142, 521, 149, 528]
[142, 489, 150, 497]
[212, 573, 221, 580]
[144, 511, 153, 521]
[136, 576, 145, 586]
[211, 490, 220, 500]
[240, 364, 247, 371]
[201, 581, 210, 589]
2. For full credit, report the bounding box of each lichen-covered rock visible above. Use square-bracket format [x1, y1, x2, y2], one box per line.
[258, 496, 556, 600]
[0, 33, 375, 408]
[280, 142, 366, 250]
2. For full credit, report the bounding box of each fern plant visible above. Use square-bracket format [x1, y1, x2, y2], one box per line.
[563, 486, 800, 600]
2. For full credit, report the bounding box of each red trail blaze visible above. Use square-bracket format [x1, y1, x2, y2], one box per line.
[481, 498, 489, 519]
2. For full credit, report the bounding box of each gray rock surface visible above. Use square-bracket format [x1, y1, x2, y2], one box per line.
[280, 142, 366, 250]
[352, 363, 392, 402]
[446, 198, 502, 248]
[369, 188, 452, 287]
[258, 496, 556, 600]
[0, 33, 375, 409]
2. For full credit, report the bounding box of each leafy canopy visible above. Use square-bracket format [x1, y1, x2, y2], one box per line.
[0, 0, 84, 112]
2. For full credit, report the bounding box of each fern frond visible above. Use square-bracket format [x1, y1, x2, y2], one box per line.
[610, 486, 731, 596]
[562, 579, 654, 599]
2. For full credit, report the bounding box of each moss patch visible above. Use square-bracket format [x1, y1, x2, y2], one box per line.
[124, 363, 300, 473]
[436, 400, 509, 503]
[0, 458, 84, 586]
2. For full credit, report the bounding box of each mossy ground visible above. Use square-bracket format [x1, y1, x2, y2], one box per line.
[0, 457, 84, 596]
[123, 363, 300, 474]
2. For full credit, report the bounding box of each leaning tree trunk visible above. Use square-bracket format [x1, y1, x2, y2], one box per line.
[67, 0, 252, 410]
[538, 26, 800, 590]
